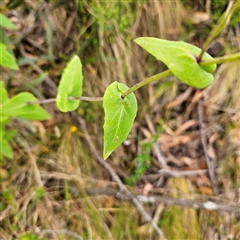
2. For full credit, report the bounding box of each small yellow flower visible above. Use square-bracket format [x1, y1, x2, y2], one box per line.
[69, 126, 78, 133]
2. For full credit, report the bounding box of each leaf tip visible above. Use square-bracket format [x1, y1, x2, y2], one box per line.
[13, 65, 19, 71]
[103, 151, 111, 160]
[134, 37, 145, 46]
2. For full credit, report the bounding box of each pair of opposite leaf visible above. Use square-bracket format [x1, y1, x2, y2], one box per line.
[56, 38, 216, 159]
[56, 55, 137, 160]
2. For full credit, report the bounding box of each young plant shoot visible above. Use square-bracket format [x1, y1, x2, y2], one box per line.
[1, 3, 240, 160]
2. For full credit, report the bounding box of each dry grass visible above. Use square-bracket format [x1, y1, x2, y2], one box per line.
[1, 0, 240, 239]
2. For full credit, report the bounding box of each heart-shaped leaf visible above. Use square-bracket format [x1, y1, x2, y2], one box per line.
[56, 55, 83, 112]
[134, 37, 217, 88]
[103, 82, 137, 159]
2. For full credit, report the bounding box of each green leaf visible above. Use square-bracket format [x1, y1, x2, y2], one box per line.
[0, 14, 17, 29]
[4, 128, 17, 142]
[0, 139, 13, 159]
[56, 55, 83, 112]
[0, 125, 15, 159]
[0, 81, 9, 104]
[0, 27, 14, 55]
[134, 37, 217, 88]
[0, 42, 19, 70]
[1, 92, 51, 120]
[0, 81, 10, 122]
[103, 82, 137, 159]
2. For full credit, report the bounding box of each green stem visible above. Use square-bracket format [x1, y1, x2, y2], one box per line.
[29, 51, 240, 104]
[198, 1, 240, 61]
[199, 52, 240, 66]
[69, 96, 103, 102]
[121, 70, 172, 98]
[122, 51, 240, 98]
[28, 96, 103, 104]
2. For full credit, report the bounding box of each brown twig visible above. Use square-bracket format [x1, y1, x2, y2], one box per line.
[85, 186, 240, 214]
[74, 113, 167, 240]
[198, 99, 218, 195]
[145, 114, 168, 188]
[36, 171, 240, 215]
[158, 169, 207, 177]
[37, 229, 83, 240]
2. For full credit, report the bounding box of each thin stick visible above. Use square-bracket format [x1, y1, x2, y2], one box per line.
[158, 169, 207, 177]
[84, 186, 240, 213]
[74, 113, 167, 239]
[198, 99, 218, 195]
[39, 229, 83, 240]
[38, 174, 240, 214]
[145, 114, 168, 188]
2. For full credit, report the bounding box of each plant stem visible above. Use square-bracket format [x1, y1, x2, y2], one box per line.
[121, 69, 172, 98]
[122, 52, 240, 98]
[28, 96, 103, 104]
[69, 96, 103, 102]
[199, 52, 240, 66]
[198, 0, 239, 61]
[29, 51, 240, 104]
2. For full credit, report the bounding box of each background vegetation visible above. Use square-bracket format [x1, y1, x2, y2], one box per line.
[0, 0, 240, 239]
